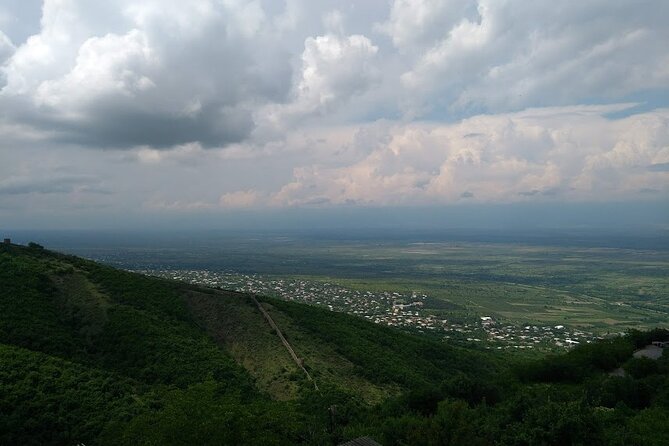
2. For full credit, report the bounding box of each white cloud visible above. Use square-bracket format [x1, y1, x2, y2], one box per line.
[35, 29, 155, 109]
[131, 142, 206, 165]
[0, 1, 668, 223]
[270, 106, 669, 206]
[388, 0, 669, 115]
[298, 33, 378, 110]
[379, 0, 473, 51]
[219, 189, 262, 208]
[1, 0, 294, 148]
[255, 30, 379, 139]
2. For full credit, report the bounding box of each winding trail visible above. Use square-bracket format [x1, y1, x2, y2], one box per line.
[250, 294, 319, 391]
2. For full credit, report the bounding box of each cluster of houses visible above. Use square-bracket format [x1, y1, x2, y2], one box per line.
[478, 318, 597, 349]
[141, 268, 447, 331]
[140, 268, 599, 350]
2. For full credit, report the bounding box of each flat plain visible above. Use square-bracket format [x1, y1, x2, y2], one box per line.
[62, 232, 669, 335]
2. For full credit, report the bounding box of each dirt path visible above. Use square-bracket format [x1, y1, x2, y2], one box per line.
[251, 295, 319, 391]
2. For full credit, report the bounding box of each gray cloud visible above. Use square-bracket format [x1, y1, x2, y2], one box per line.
[1, 0, 293, 149]
[391, 0, 669, 116]
[2, 0, 666, 153]
[648, 162, 669, 172]
[0, 0, 41, 45]
[0, 176, 106, 195]
[0, 1, 667, 226]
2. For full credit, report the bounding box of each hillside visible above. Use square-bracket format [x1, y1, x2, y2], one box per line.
[1, 242, 669, 445]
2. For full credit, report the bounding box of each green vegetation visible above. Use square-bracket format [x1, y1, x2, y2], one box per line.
[80, 237, 669, 332]
[302, 242, 669, 331]
[1, 243, 669, 445]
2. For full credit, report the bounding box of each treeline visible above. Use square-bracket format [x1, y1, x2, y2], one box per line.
[338, 329, 669, 445]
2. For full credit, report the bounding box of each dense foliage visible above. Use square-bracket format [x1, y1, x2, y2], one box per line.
[1, 244, 668, 445]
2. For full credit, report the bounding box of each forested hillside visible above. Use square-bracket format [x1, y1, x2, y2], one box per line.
[1, 243, 668, 445]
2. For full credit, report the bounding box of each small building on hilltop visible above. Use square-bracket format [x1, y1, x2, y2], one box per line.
[3, 238, 10, 245]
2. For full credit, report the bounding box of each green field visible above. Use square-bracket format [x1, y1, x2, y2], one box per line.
[288, 242, 669, 332]
[67, 236, 669, 333]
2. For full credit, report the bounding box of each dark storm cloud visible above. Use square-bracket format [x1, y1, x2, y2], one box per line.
[44, 101, 254, 149]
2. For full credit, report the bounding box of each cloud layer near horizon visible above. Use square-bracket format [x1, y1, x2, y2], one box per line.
[0, 0, 668, 224]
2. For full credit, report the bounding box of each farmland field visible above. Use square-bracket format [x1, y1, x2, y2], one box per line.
[34, 230, 668, 336]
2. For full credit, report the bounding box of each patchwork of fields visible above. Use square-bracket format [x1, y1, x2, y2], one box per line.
[69, 235, 669, 336]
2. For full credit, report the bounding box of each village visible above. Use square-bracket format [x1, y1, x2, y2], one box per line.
[139, 268, 600, 351]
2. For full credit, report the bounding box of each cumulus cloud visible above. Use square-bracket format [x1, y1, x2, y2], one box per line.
[269, 106, 669, 206]
[3, 0, 669, 150]
[1, 0, 293, 149]
[254, 28, 379, 139]
[389, 0, 669, 115]
[219, 189, 262, 208]
[380, 0, 473, 51]
[0, 1, 668, 224]
[296, 32, 378, 112]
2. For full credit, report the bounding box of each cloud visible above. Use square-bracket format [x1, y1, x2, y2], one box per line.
[379, 0, 473, 51]
[0, 175, 106, 195]
[3, 0, 669, 152]
[128, 143, 207, 165]
[0, 30, 15, 87]
[144, 189, 264, 211]
[388, 0, 669, 115]
[219, 189, 262, 208]
[1, 0, 293, 149]
[648, 162, 669, 172]
[296, 32, 378, 113]
[269, 106, 669, 206]
[0, 1, 668, 225]
[0, 30, 13, 62]
[144, 199, 215, 212]
[254, 29, 379, 139]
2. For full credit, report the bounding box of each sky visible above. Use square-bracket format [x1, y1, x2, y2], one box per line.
[0, 0, 668, 231]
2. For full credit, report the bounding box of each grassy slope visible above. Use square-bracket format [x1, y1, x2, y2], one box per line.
[185, 289, 396, 402]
